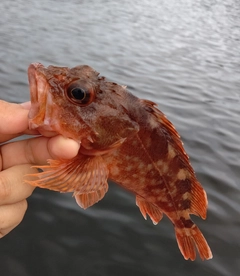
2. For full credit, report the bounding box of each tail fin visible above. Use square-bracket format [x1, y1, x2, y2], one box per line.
[175, 224, 212, 261]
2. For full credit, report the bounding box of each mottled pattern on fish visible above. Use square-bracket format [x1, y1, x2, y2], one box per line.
[26, 63, 212, 261]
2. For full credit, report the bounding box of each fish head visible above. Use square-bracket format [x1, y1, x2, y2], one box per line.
[28, 63, 139, 151]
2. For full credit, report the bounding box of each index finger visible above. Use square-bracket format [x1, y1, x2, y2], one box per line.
[0, 100, 29, 134]
[0, 101, 38, 143]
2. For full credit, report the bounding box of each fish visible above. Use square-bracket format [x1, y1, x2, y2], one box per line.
[26, 62, 212, 261]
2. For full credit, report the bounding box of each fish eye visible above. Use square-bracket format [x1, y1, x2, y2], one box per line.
[66, 83, 94, 105]
[71, 87, 86, 101]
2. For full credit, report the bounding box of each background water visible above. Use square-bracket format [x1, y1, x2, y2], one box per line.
[0, 0, 240, 275]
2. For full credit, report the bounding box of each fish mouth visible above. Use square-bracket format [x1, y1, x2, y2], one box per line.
[28, 63, 56, 133]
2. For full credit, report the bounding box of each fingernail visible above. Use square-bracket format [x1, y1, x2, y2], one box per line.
[20, 101, 31, 110]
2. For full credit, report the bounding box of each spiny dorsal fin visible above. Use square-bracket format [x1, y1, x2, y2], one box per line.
[140, 99, 191, 170]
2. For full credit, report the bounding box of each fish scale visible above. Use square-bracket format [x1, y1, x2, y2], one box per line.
[26, 62, 212, 261]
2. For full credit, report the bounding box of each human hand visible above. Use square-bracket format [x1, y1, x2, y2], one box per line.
[0, 100, 80, 237]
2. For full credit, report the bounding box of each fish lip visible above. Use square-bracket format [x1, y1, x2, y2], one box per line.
[28, 63, 44, 100]
[28, 63, 44, 120]
[28, 63, 49, 129]
[27, 63, 63, 134]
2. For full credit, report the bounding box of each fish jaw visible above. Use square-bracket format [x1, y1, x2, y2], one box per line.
[28, 63, 62, 134]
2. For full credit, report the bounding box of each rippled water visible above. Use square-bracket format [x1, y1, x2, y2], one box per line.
[0, 0, 240, 275]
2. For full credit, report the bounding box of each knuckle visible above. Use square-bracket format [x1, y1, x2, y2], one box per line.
[19, 200, 28, 218]
[14, 200, 28, 226]
[0, 200, 28, 237]
[0, 174, 11, 201]
[0, 230, 6, 238]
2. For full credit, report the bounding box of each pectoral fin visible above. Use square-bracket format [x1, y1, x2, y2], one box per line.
[25, 155, 109, 208]
[74, 185, 108, 209]
[136, 195, 163, 225]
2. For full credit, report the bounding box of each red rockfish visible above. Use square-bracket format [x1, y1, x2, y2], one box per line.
[26, 63, 212, 261]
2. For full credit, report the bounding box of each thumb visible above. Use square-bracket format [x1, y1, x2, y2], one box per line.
[47, 135, 80, 160]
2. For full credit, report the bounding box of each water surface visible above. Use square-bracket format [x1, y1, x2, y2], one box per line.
[0, 0, 240, 275]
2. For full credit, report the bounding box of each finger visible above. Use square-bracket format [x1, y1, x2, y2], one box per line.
[0, 200, 27, 238]
[47, 135, 81, 159]
[0, 165, 35, 205]
[0, 101, 39, 143]
[0, 100, 29, 134]
[0, 131, 40, 144]
[0, 134, 22, 144]
[1, 135, 80, 170]
[20, 101, 31, 109]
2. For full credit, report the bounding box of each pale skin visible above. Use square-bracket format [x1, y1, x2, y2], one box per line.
[0, 100, 80, 237]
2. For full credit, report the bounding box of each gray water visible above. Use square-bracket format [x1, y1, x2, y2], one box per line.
[0, 0, 240, 275]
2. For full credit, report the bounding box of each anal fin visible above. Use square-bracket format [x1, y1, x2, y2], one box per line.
[136, 195, 163, 225]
